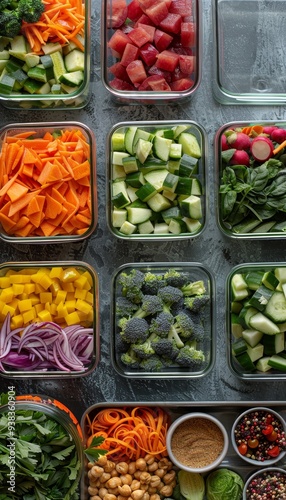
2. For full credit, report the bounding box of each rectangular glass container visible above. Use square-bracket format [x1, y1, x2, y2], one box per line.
[101, 0, 201, 104]
[213, 0, 286, 105]
[107, 120, 207, 240]
[0, 260, 100, 378]
[0, 0, 90, 110]
[111, 262, 215, 379]
[0, 121, 97, 244]
[215, 120, 286, 239]
[227, 262, 286, 380]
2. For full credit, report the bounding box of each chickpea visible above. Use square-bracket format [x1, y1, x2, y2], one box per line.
[100, 472, 112, 483]
[140, 483, 149, 492]
[158, 459, 171, 470]
[163, 471, 176, 484]
[89, 480, 99, 488]
[150, 494, 161, 500]
[90, 496, 101, 500]
[136, 458, 147, 471]
[88, 486, 99, 496]
[97, 455, 108, 467]
[91, 465, 104, 478]
[98, 487, 108, 498]
[169, 479, 177, 489]
[160, 485, 174, 497]
[128, 462, 137, 475]
[105, 460, 116, 473]
[147, 487, 157, 495]
[118, 484, 132, 497]
[87, 461, 94, 469]
[131, 479, 141, 491]
[108, 487, 119, 496]
[147, 462, 158, 473]
[116, 462, 129, 474]
[121, 473, 133, 485]
[131, 489, 146, 500]
[134, 470, 143, 480]
[142, 492, 150, 500]
[107, 477, 122, 489]
[155, 468, 165, 479]
[149, 476, 161, 489]
[139, 472, 151, 484]
[111, 469, 119, 477]
[104, 494, 117, 500]
[144, 454, 155, 466]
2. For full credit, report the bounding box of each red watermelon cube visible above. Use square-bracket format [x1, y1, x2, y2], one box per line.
[137, 23, 156, 41]
[128, 26, 152, 47]
[160, 13, 182, 34]
[108, 30, 130, 57]
[146, 2, 169, 25]
[121, 43, 140, 66]
[126, 60, 147, 84]
[179, 54, 195, 74]
[154, 29, 173, 51]
[127, 0, 143, 21]
[181, 21, 196, 47]
[139, 43, 159, 66]
[156, 50, 179, 71]
[170, 78, 194, 90]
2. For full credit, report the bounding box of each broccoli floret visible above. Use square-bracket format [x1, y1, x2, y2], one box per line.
[181, 280, 206, 296]
[116, 296, 138, 317]
[184, 294, 210, 313]
[149, 311, 174, 337]
[118, 269, 145, 304]
[132, 332, 157, 359]
[0, 0, 10, 10]
[121, 347, 141, 368]
[168, 324, 184, 349]
[133, 294, 163, 319]
[116, 335, 130, 353]
[119, 316, 149, 344]
[140, 354, 164, 372]
[151, 336, 174, 357]
[18, 0, 44, 23]
[173, 312, 194, 340]
[0, 9, 21, 38]
[192, 322, 205, 342]
[142, 272, 165, 295]
[164, 269, 190, 288]
[158, 285, 184, 312]
[175, 342, 205, 368]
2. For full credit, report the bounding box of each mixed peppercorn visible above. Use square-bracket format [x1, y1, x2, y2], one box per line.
[234, 409, 286, 462]
[246, 469, 286, 499]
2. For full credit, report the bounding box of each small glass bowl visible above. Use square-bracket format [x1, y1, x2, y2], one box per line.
[0, 394, 84, 496]
[0, 260, 100, 378]
[0, 122, 97, 244]
[101, 0, 201, 104]
[243, 467, 286, 499]
[107, 120, 207, 241]
[231, 407, 286, 466]
[216, 120, 286, 240]
[226, 262, 286, 380]
[166, 412, 229, 473]
[0, 0, 90, 110]
[213, 0, 286, 105]
[111, 262, 215, 379]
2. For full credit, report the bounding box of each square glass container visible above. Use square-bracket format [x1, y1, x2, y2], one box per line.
[107, 120, 207, 240]
[111, 262, 215, 379]
[227, 262, 286, 380]
[0, 0, 90, 110]
[213, 0, 286, 105]
[101, 0, 201, 104]
[0, 260, 100, 378]
[0, 121, 97, 244]
[215, 120, 286, 239]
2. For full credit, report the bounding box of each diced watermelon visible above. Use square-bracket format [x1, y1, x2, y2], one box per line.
[138, 74, 170, 90]
[127, 0, 143, 21]
[108, 62, 130, 82]
[128, 27, 151, 47]
[121, 43, 140, 66]
[110, 78, 135, 90]
[179, 54, 195, 74]
[181, 21, 196, 47]
[170, 78, 194, 90]
[108, 30, 130, 57]
[160, 13, 182, 34]
[169, 0, 192, 16]
[135, 13, 155, 26]
[107, 0, 128, 28]
[146, 2, 169, 25]
[148, 64, 172, 81]
[156, 50, 179, 72]
[126, 60, 147, 85]
[154, 29, 173, 51]
[138, 23, 156, 41]
[139, 43, 159, 66]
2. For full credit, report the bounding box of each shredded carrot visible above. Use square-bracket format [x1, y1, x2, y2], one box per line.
[0, 128, 94, 238]
[85, 407, 170, 462]
[273, 139, 286, 156]
[241, 125, 265, 137]
[21, 0, 86, 54]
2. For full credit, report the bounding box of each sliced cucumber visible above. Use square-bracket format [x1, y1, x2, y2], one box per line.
[126, 206, 153, 224]
[112, 209, 127, 227]
[248, 285, 274, 312]
[247, 343, 264, 362]
[274, 267, 286, 283]
[231, 313, 243, 338]
[122, 156, 138, 174]
[249, 312, 280, 335]
[244, 271, 264, 291]
[179, 154, 199, 176]
[183, 217, 202, 233]
[113, 152, 130, 166]
[147, 193, 171, 212]
[264, 291, 286, 323]
[262, 331, 285, 355]
[125, 171, 145, 188]
[267, 354, 286, 371]
[168, 218, 187, 234]
[119, 220, 136, 235]
[144, 169, 169, 191]
[180, 195, 202, 219]
[135, 139, 152, 164]
[256, 356, 272, 372]
[153, 135, 172, 161]
[60, 70, 84, 87]
[235, 351, 256, 371]
[135, 182, 157, 202]
[232, 338, 248, 355]
[65, 49, 84, 72]
[262, 271, 279, 290]
[50, 50, 66, 83]
[178, 132, 201, 159]
[132, 128, 152, 153]
[124, 126, 137, 154]
[138, 220, 154, 234]
[242, 329, 263, 347]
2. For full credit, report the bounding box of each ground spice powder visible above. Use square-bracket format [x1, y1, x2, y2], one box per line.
[171, 417, 224, 468]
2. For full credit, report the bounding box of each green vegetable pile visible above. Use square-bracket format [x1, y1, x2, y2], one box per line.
[206, 468, 244, 500]
[0, 394, 82, 499]
[114, 267, 211, 372]
[0, 0, 44, 38]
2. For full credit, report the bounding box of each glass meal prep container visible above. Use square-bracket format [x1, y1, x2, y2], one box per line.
[0, 0, 90, 110]
[227, 262, 286, 381]
[80, 401, 286, 500]
[215, 120, 286, 240]
[107, 120, 207, 241]
[0, 121, 97, 244]
[213, 0, 286, 105]
[110, 262, 215, 379]
[101, 0, 201, 104]
[0, 393, 84, 497]
[0, 260, 100, 378]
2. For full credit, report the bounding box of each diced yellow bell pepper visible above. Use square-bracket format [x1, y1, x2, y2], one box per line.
[85, 291, 94, 305]
[8, 273, 30, 284]
[11, 314, 24, 329]
[74, 288, 87, 300]
[74, 275, 88, 290]
[35, 303, 45, 314]
[54, 289, 67, 305]
[45, 303, 51, 312]
[39, 273, 53, 290]
[61, 268, 80, 283]
[40, 292, 53, 304]
[23, 283, 36, 294]
[56, 301, 68, 318]
[50, 279, 61, 295]
[35, 283, 46, 294]
[0, 287, 14, 302]
[82, 270, 93, 287]
[49, 267, 63, 279]
[61, 282, 74, 292]
[38, 309, 53, 322]
[12, 283, 25, 295]
[0, 276, 11, 288]
[23, 308, 36, 324]
[2, 303, 17, 316]
[18, 299, 32, 313]
[50, 303, 57, 316]
[65, 311, 81, 325]
[76, 299, 92, 315]
[65, 299, 76, 313]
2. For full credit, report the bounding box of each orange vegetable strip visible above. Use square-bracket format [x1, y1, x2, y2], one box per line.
[8, 190, 41, 218]
[6, 131, 37, 140]
[273, 140, 286, 156]
[7, 182, 29, 203]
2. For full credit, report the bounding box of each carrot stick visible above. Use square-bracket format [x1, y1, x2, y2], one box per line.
[273, 140, 286, 156]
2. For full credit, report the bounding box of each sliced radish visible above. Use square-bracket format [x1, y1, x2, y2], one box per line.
[229, 150, 250, 167]
[250, 136, 274, 162]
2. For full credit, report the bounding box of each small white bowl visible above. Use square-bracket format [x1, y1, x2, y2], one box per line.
[243, 467, 286, 499]
[166, 412, 228, 473]
[231, 407, 286, 466]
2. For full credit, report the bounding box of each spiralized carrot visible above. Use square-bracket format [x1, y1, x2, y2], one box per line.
[85, 407, 170, 462]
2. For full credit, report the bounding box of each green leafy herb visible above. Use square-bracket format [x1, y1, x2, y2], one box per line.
[84, 435, 108, 463]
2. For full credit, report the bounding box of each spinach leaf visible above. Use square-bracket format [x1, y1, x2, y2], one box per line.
[221, 191, 237, 219]
[246, 165, 269, 192]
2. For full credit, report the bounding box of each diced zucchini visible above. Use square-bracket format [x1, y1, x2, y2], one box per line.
[65, 49, 84, 72]
[179, 154, 199, 176]
[232, 338, 248, 355]
[169, 142, 182, 159]
[113, 152, 130, 166]
[235, 351, 256, 371]
[178, 132, 201, 159]
[40, 54, 53, 69]
[191, 178, 202, 195]
[25, 54, 40, 68]
[231, 301, 243, 314]
[262, 331, 285, 355]
[111, 132, 125, 151]
[180, 195, 202, 219]
[138, 220, 154, 234]
[275, 267, 286, 283]
[147, 193, 171, 212]
[60, 70, 84, 87]
[265, 291, 286, 323]
[183, 217, 202, 233]
[231, 273, 248, 302]
[119, 220, 136, 235]
[172, 124, 190, 138]
[267, 354, 286, 371]
[262, 271, 279, 290]
[126, 186, 138, 202]
[132, 128, 152, 153]
[154, 222, 169, 234]
[168, 218, 187, 234]
[135, 182, 157, 202]
[249, 312, 280, 335]
[50, 51, 66, 83]
[153, 135, 173, 161]
[0, 50, 10, 60]
[248, 285, 274, 312]
[112, 208, 127, 227]
[27, 66, 48, 83]
[124, 126, 137, 154]
[244, 271, 264, 290]
[0, 74, 15, 94]
[175, 177, 193, 195]
[247, 343, 264, 362]
[42, 42, 62, 54]
[161, 206, 181, 223]
[10, 35, 27, 55]
[23, 78, 43, 94]
[122, 156, 138, 174]
[135, 138, 152, 164]
[125, 171, 144, 188]
[162, 173, 179, 192]
[256, 356, 272, 372]
[242, 329, 263, 347]
[126, 206, 152, 224]
[112, 164, 126, 180]
[144, 169, 169, 191]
